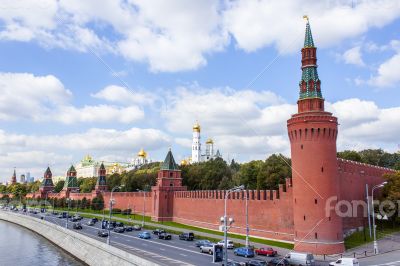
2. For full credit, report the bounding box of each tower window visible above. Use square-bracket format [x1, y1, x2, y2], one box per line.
[301, 144, 303, 150]
[321, 167, 324, 172]
[314, 199, 317, 204]
[170, 172, 173, 177]
[295, 198, 297, 203]
[329, 217, 331, 221]
[315, 233, 318, 239]
[303, 215, 306, 221]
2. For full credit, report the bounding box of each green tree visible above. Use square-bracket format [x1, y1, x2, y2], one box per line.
[79, 177, 97, 192]
[107, 173, 122, 190]
[92, 194, 104, 210]
[235, 160, 263, 190]
[337, 150, 362, 162]
[359, 149, 385, 165]
[257, 154, 291, 190]
[382, 172, 400, 225]
[54, 180, 65, 193]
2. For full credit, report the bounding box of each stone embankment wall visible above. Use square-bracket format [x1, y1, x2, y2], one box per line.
[0, 211, 158, 266]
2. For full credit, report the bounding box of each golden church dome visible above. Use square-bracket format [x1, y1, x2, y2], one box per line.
[206, 138, 214, 144]
[180, 159, 188, 166]
[137, 148, 147, 158]
[193, 121, 201, 132]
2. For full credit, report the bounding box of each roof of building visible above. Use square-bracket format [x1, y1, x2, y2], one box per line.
[137, 148, 147, 158]
[193, 121, 201, 132]
[161, 149, 179, 171]
[303, 16, 315, 48]
[67, 165, 76, 173]
[206, 138, 214, 144]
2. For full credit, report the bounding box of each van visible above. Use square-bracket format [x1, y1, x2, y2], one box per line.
[329, 258, 359, 266]
[285, 252, 315, 266]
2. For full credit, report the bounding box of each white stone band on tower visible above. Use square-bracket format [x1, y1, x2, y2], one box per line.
[191, 121, 201, 163]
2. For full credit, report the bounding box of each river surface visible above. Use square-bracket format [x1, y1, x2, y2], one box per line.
[0, 220, 85, 266]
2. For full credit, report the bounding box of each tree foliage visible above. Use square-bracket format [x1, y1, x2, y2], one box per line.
[338, 149, 400, 169]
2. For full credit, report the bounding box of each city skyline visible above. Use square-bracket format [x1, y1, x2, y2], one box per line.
[1, 1, 400, 182]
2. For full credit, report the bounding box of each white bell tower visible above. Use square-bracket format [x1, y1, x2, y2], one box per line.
[191, 121, 201, 163]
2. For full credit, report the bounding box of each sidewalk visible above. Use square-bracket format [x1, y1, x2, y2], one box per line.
[74, 211, 292, 256]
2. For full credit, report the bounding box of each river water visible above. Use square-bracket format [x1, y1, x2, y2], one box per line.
[0, 220, 85, 266]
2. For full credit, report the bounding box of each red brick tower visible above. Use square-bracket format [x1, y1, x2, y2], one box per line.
[287, 18, 344, 254]
[10, 168, 17, 184]
[152, 149, 187, 222]
[95, 162, 108, 192]
[39, 167, 55, 197]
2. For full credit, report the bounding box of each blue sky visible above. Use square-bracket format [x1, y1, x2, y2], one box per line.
[0, 0, 399, 182]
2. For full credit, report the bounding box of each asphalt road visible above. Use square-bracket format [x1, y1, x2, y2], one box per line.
[7, 209, 400, 266]
[23, 210, 284, 266]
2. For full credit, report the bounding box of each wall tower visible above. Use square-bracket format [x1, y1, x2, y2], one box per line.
[95, 162, 108, 192]
[287, 17, 344, 254]
[39, 167, 54, 197]
[191, 122, 201, 163]
[152, 149, 186, 222]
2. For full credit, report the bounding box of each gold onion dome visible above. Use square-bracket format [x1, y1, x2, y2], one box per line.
[206, 138, 214, 144]
[193, 121, 201, 132]
[138, 148, 147, 157]
[180, 159, 188, 166]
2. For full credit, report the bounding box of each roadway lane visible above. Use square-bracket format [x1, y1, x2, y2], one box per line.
[24, 211, 281, 266]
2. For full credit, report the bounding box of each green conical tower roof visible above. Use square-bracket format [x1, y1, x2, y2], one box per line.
[304, 20, 315, 48]
[68, 165, 76, 173]
[160, 149, 179, 171]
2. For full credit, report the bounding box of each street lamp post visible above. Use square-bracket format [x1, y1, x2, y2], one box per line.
[107, 185, 124, 245]
[245, 190, 249, 247]
[136, 189, 146, 227]
[66, 198, 71, 228]
[372, 181, 387, 254]
[222, 185, 244, 266]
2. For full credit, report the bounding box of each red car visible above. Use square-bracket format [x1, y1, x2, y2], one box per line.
[255, 247, 277, 257]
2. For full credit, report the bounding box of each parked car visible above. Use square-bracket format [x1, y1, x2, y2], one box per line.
[226, 261, 245, 266]
[73, 215, 82, 220]
[285, 252, 315, 266]
[57, 214, 63, 219]
[90, 218, 98, 223]
[158, 232, 172, 240]
[255, 247, 277, 257]
[115, 222, 124, 227]
[138, 231, 151, 239]
[125, 226, 133, 232]
[233, 247, 255, 258]
[87, 220, 95, 226]
[179, 232, 194, 241]
[114, 227, 125, 233]
[200, 243, 214, 255]
[195, 239, 212, 247]
[153, 229, 166, 235]
[97, 230, 108, 237]
[246, 259, 268, 266]
[329, 258, 359, 266]
[73, 222, 82, 230]
[133, 225, 142, 231]
[71, 217, 80, 222]
[218, 240, 234, 249]
[268, 258, 290, 266]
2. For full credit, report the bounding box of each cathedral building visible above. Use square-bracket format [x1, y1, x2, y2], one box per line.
[75, 154, 101, 178]
[190, 122, 221, 163]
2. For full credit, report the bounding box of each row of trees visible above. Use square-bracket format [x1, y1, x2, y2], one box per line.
[338, 149, 400, 170]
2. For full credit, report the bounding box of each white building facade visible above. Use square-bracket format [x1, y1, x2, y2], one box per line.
[190, 122, 221, 163]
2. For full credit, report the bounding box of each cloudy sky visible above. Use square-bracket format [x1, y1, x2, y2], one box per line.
[0, 0, 399, 182]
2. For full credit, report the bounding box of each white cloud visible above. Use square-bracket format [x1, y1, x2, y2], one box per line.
[0, 72, 145, 124]
[92, 85, 155, 106]
[0, 72, 71, 120]
[0, 127, 171, 180]
[224, 0, 400, 54]
[367, 53, 400, 88]
[341, 46, 365, 66]
[1, 1, 399, 72]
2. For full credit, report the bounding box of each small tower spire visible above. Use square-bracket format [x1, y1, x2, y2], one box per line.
[298, 16, 324, 113]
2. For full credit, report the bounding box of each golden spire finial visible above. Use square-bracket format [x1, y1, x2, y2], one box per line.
[303, 15, 309, 22]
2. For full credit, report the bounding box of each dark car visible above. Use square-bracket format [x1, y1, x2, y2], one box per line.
[57, 214, 63, 219]
[73, 222, 82, 230]
[153, 229, 166, 235]
[226, 261, 245, 266]
[267, 258, 290, 266]
[92, 217, 98, 223]
[98, 230, 108, 237]
[246, 259, 267, 266]
[158, 232, 172, 240]
[179, 232, 194, 241]
[114, 227, 125, 233]
[52, 211, 58, 215]
[196, 239, 212, 247]
[115, 222, 124, 227]
[125, 226, 133, 232]
[87, 220, 95, 226]
[71, 217, 80, 222]
[73, 215, 82, 220]
[234, 247, 255, 258]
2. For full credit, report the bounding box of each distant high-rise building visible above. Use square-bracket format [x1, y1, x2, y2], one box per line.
[20, 174, 26, 183]
[26, 172, 31, 182]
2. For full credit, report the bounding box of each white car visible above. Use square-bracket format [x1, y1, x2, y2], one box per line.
[217, 240, 234, 249]
[329, 258, 359, 266]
